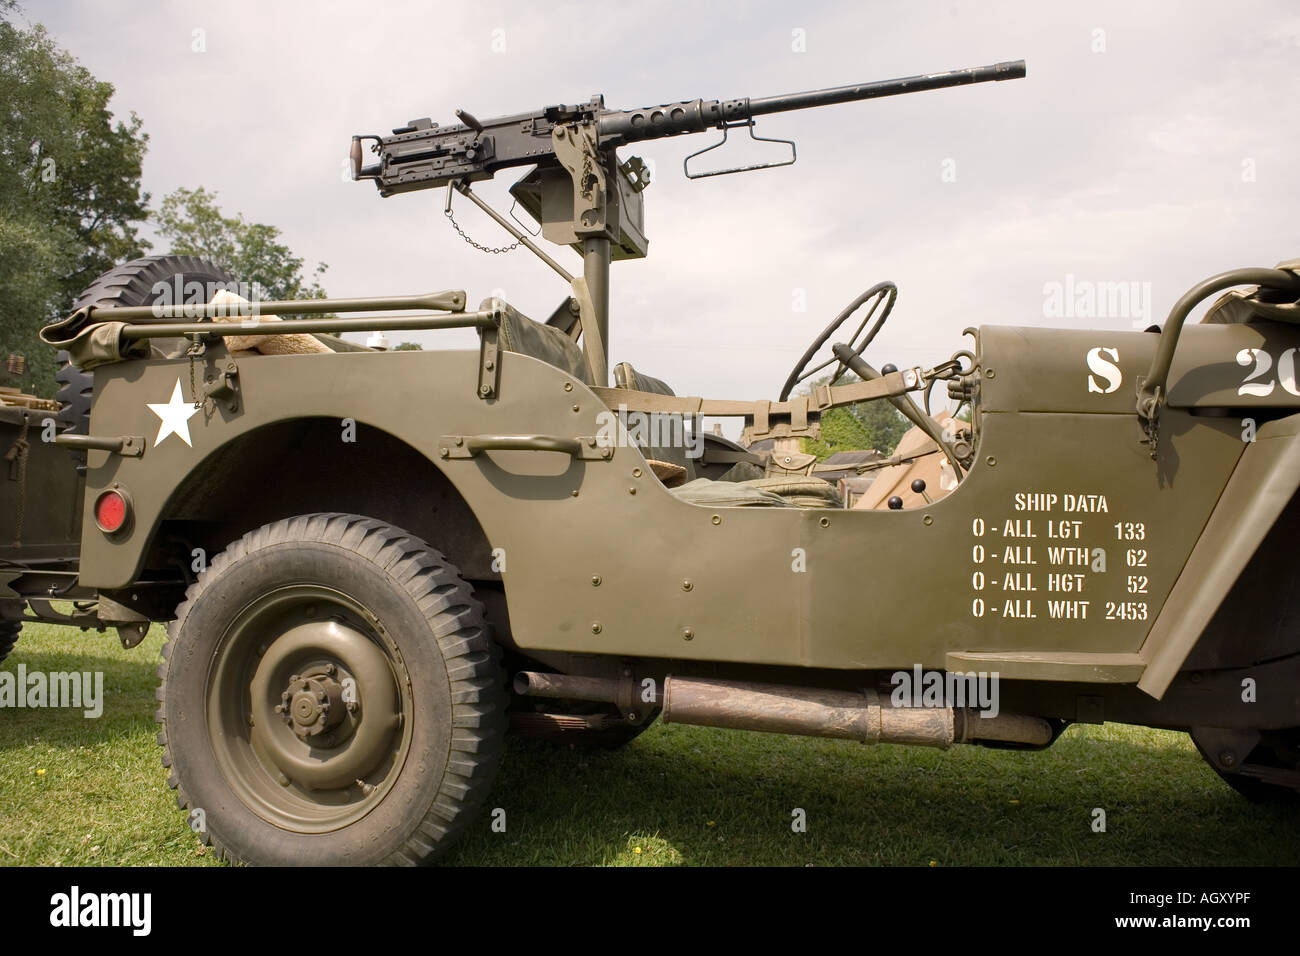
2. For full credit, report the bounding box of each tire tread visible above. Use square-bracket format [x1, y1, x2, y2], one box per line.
[156, 512, 506, 866]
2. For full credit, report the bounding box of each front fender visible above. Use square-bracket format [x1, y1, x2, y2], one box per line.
[1138, 411, 1300, 697]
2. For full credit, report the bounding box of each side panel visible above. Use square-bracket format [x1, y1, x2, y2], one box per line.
[81, 338, 1248, 674]
[800, 409, 1242, 667]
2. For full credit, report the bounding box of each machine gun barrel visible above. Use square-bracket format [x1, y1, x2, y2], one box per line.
[748, 59, 1025, 117]
[596, 60, 1025, 144]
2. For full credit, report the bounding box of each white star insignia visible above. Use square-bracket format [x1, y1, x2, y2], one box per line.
[147, 378, 200, 448]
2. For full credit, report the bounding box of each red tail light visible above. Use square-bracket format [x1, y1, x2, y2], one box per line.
[94, 489, 130, 534]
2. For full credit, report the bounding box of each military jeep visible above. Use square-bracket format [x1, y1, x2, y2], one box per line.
[6, 59, 1300, 865]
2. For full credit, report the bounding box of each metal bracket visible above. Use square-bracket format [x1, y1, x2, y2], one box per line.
[1134, 375, 1162, 459]
[684, 120, 796, 180]
[552, 122, 608, 236]
[200, 360, 240, 413]
[26, 598, 99, 627]
[478, 321, 501, 399]
[618, 156, 652, 193]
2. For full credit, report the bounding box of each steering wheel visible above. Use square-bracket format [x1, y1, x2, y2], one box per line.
[779, 281, 897, 401]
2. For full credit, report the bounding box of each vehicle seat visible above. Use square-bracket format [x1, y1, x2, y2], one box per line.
[612, 361, 696, 485]
[492, 298, 591, 384]
[670, 477, 792, 507]
[610, 363, 841, 507]
[613, 361, 674, 395]
[741, 475, 842, 508]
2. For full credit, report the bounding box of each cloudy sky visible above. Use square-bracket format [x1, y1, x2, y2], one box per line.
[25, 0, 1300, 405]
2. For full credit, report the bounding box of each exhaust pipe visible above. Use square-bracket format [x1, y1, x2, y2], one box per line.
[514, 671, 1052, 748]
[662, 677, 1052, 748]
[513, 671, 622, 704]
[662, 677, 951, 746]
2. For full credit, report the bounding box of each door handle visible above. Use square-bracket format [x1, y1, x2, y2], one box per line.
[439, 434, 612, 460]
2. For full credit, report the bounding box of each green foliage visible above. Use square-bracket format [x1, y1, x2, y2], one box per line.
[801, 406, 875, 459]
[392, 341, 423, 351]
[154, 187, 327, 302]
[798, 371, 910, 460]
[0, 5, 150, 396]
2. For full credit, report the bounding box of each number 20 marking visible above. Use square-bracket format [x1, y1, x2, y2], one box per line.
[1237, 348, 1300, 397]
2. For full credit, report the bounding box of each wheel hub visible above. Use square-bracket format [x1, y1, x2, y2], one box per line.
[246, 619, 402, 791]
[279, 669, 346, 739]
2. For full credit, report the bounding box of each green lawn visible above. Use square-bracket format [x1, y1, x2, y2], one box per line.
[1, 622, 1295, 866]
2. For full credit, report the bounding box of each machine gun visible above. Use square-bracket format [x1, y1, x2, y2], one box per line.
[350, 60, 1026, 384]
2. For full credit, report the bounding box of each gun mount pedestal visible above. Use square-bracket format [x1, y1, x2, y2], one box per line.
[581, 237, 612, 386]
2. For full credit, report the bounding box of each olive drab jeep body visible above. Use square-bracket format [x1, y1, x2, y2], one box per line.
[5, 59, 1300, 865]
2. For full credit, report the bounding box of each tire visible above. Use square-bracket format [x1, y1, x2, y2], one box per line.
[1193, 728, 1300, 804]
[157, 513, 507, 866]
[0, 621, 20, 666]
[56, 255, 239, 432]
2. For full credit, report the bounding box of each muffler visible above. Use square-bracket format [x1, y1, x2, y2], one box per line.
[513, 672, 1052, 748]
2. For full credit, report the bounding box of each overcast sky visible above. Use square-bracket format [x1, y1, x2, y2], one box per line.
[24, 0, 1300, 405]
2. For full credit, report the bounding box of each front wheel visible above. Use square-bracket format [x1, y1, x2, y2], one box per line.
[1192, 726, 1300, 804]
[157, 513, 507, 866]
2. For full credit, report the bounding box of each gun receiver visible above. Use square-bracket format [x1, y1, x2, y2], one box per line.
[351, 60, 1026, 197]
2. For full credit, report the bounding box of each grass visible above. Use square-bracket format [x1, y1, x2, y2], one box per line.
[2, 621, 1296, 866]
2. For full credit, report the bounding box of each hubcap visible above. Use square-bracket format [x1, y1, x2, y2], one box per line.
[206, 586, 414, 833]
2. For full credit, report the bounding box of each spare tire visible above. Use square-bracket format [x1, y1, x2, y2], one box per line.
[0, 620, 20, 666]
[55, 255, 239, 434]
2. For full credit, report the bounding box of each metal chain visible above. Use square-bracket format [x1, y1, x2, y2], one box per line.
[444, 206, 520, 255]
[186, 336, 206, 409]
[188, 352, 200, 408]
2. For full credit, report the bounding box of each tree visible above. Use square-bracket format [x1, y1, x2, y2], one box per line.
[798, 370, 910, 459]
[801, 406, 876, 459]
[392, 342, 423, 351]
[154, 187, 327, 302]
[0, 2, 150, 396]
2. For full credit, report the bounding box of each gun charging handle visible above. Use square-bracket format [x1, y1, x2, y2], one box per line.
[350, 135, 383, 181]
